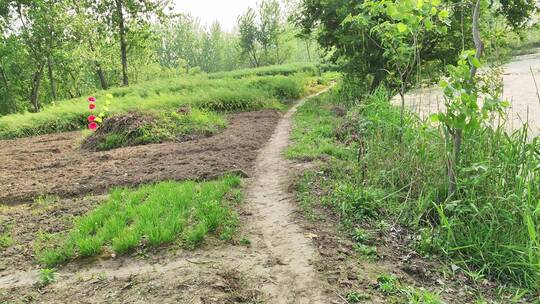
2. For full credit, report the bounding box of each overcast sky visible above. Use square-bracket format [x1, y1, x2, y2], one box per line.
[173, 0, 260, 31]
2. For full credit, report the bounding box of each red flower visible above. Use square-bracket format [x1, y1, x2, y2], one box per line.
[89, 103, 96, 110]
[88, 122, 98, 131]
[88, 96, 96, 102]
[88, 115, 96, 122]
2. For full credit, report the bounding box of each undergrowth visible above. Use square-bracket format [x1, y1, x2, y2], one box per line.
[288, 86, 540, 297]
[34, 175, 242, 267]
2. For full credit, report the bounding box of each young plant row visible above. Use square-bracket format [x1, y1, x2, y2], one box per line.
[34, 175, 242, 267]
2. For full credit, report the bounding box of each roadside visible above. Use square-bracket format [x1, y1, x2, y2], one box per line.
[392, 52, 540, 136]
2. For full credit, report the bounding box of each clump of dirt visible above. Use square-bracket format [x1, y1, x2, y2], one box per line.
[81, 112, 156, 151]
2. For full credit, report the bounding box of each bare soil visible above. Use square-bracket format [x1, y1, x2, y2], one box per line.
[0, 91, 336, 303]
[0, 110, 280, 205]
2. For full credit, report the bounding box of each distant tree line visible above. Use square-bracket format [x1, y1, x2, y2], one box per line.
[0, 0, 319, 115]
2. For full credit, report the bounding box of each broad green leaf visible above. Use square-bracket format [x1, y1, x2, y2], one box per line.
[439, 79, 448, 88]
[396, 23, 408, 33]
[470, 57, 482, 68]
[438, 10, 449, 20]
[425, 18, 433, 30]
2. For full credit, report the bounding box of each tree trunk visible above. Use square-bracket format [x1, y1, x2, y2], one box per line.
[115, 0, 129, 86]
[30, 63, 45, 112]
[448, 129, 462, 196]
[0, 66, 9, 91]
[47, 54, 57, 100]
[448, 0, 483, 198]
[95, 61, 109, 90]
[470, 0, 484, 79]
[305, 40, 312, 62]
[399, 82, 406, 141]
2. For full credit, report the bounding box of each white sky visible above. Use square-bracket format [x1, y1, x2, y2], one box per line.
[173, 0, 260, 31]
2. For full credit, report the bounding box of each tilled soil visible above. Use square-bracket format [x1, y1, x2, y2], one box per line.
[0, 91, 336, 303]
[0, 110, 281, 205]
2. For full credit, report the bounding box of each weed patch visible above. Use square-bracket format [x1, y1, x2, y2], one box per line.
[289, 86, 540, 294]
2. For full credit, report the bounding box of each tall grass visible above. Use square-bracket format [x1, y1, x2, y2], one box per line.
[288, 87, 540, 292]
[0, 68, 323, 139]
[34, 175, 242, 266]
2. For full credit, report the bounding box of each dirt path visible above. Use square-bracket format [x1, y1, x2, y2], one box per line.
[242, 91, 330, 303]
[0, 90, 334, 303]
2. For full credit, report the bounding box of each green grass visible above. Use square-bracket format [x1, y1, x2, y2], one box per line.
[289, 86, 540, 294]
[35, 175, 242, 266]
[0, 65, 328, 139]
[207, 62, 337, 79]
[510, 25, 540, 57]
[286, 93, 353, 161]
[37, 268, 58, 287]
[0, 220, 14, 249]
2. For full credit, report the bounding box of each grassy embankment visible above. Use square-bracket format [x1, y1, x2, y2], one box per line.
[287, 87, 540, 300]
[0, 64, 336, 147]
[35, 175, 242, 267]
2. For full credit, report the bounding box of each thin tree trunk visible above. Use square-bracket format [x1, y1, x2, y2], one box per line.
[305, 40, 312, 62]
[30, 63, 45, 112]
[448, 129, 462, 196]
[0, 66, 9, 91]
[47, 54, 57, 100]
[399, 81, 406, 141]
[448, 0, 483, 198]
[470, 0, 484, 79]
[95, 61, 109, 90]
[115, 0, 129, 86]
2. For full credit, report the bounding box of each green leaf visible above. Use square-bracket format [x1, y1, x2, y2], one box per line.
[470, 57, 482, 68]
[438, 10, 449, 20]
[424, 18, 433, 30]
[438, 80, 448, 88]
[429, 114, 440, 122]
[396, 23, 408, 33]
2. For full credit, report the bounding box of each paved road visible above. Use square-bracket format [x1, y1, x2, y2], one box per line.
[395, 52, 540, 136]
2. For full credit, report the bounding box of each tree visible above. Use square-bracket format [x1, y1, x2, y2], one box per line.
[258, 0, 281, 64]
[11, 0, 69, 111]
[238, 7, 260, 67]
[86, 0, 166, 86]
[432, 0, 508, 197]
[238, 0, 294, 67]
[345, 0, 450, 133]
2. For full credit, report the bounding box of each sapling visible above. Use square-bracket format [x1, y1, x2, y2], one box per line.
[431, 0, 508, 197]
